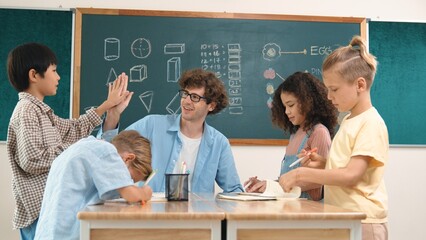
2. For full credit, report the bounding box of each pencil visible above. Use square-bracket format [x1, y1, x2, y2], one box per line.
[289, 151, 312, 168]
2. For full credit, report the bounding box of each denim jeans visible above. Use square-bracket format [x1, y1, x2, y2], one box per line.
[19, 218, 38, 240]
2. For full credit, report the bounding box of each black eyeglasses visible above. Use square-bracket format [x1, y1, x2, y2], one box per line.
[178, 90, 208, 103]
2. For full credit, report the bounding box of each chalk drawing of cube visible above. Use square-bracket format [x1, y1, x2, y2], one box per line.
[167, 57, 181, 82]
[130, 65, 147, 82]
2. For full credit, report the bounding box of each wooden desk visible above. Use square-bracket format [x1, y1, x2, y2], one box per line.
[215, 198, 366, 240]
[78, 193, 366, 240]
[77, 193, 224, 240]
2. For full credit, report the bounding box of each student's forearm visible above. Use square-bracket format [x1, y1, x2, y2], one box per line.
[297, 167, 359, 188]
[298, 156, 369, 188]
[95, 99, 117, 117]
[103, 109, 120, 131]
[119, 186, 152, 203]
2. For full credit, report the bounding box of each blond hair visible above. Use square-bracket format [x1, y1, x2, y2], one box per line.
[322, 35, 377, 89]
[111, 130, 152, 180]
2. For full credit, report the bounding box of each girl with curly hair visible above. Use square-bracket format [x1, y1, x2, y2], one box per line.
[245, 71, 337, 200]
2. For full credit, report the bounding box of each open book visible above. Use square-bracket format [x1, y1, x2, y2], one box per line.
[217, 180, 301, 201]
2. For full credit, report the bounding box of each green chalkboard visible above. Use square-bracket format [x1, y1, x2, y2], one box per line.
[369, 22, 426, 145]
[0, 9, 72, 141]
[74, 9, 365, 145]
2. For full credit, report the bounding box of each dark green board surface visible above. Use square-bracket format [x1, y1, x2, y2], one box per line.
[0, 9, 72, 141]
[369, 21, 426, 145]
[78, 12, 361, 141]
[4, 10, 424, 145]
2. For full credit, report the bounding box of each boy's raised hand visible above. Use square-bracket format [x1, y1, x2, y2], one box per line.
[108, 73, 134, 115]
[102, 73, 134, 131]
[106, 73, 131, 108]
[95, 72, 131, 118]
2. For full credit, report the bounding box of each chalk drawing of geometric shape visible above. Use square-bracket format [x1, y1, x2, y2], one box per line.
[228, 87, 242, 96]
[229, 106, 243, 115]
[164, 43, 185, 54]
[228, 43, 241, 52]
[130, 65, 148, 82]
[166, 92, 182, 115]
[104, 37, 120, 61]
[229, 97, 242, 106]
[106, 68, 118, 86]
[167, 57, 181, 82]
[228, 71, 241, 80]
[139, 91, 154, 113]
[131, 38, 151, 59]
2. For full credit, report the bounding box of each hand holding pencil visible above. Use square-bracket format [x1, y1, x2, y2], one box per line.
[289, 147, 318, 168]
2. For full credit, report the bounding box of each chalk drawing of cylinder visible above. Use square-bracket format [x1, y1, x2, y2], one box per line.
[166, 92, 182, 115]
[104, 38, 120, 61]
[167, 57, 181, 82]
[130, 64, 147, 82]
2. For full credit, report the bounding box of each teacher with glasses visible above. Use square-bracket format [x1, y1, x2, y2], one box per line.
[101, 68, 243, 193]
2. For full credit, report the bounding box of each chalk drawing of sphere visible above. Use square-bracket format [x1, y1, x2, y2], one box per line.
[262, 43, 281, 61]
[131, 38, 151, 58]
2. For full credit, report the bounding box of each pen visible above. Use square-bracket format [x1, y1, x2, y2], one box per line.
[244, 176, 257, 191]
[143, 169, 157, 186]
[289, 151, 312, 168]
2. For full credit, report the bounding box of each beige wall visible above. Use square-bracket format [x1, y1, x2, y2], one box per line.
[0, 143, 20, 239]
[1, 1, 426, 240]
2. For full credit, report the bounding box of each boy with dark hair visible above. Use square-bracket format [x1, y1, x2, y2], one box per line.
[6, 42, 132, 239]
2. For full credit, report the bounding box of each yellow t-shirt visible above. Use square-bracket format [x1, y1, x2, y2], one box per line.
[324, 107, 389, 223]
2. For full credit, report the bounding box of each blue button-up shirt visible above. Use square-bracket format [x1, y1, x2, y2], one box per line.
[103, 114, 243, 193]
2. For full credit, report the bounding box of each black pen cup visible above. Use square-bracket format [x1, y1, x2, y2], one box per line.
[165, 173, 189, 201]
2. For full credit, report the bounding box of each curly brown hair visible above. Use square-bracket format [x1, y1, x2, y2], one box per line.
[271, 72, 338, 136]
[178, 68, 228, 115]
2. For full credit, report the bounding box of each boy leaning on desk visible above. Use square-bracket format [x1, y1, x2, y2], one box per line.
[34, 130, 153, 240]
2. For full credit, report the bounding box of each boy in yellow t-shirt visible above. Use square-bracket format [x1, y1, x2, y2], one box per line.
[279, 36, 388, 240]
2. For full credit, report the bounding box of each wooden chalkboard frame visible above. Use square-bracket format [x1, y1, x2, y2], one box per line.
[73, 8, 366, 146]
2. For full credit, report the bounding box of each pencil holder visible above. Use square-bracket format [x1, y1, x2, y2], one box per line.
[165, 173, 189, 201]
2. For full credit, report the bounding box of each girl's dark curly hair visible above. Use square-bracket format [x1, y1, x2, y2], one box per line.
[271, 72, 338, 136]
[178, 68, 228, 115]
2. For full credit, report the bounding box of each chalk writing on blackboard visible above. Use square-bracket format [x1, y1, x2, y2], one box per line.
[262, 43, 307, 61]
[75, 9, 365, 145]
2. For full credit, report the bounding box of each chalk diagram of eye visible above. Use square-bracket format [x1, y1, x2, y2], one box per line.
[262, 43, 306, 61]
